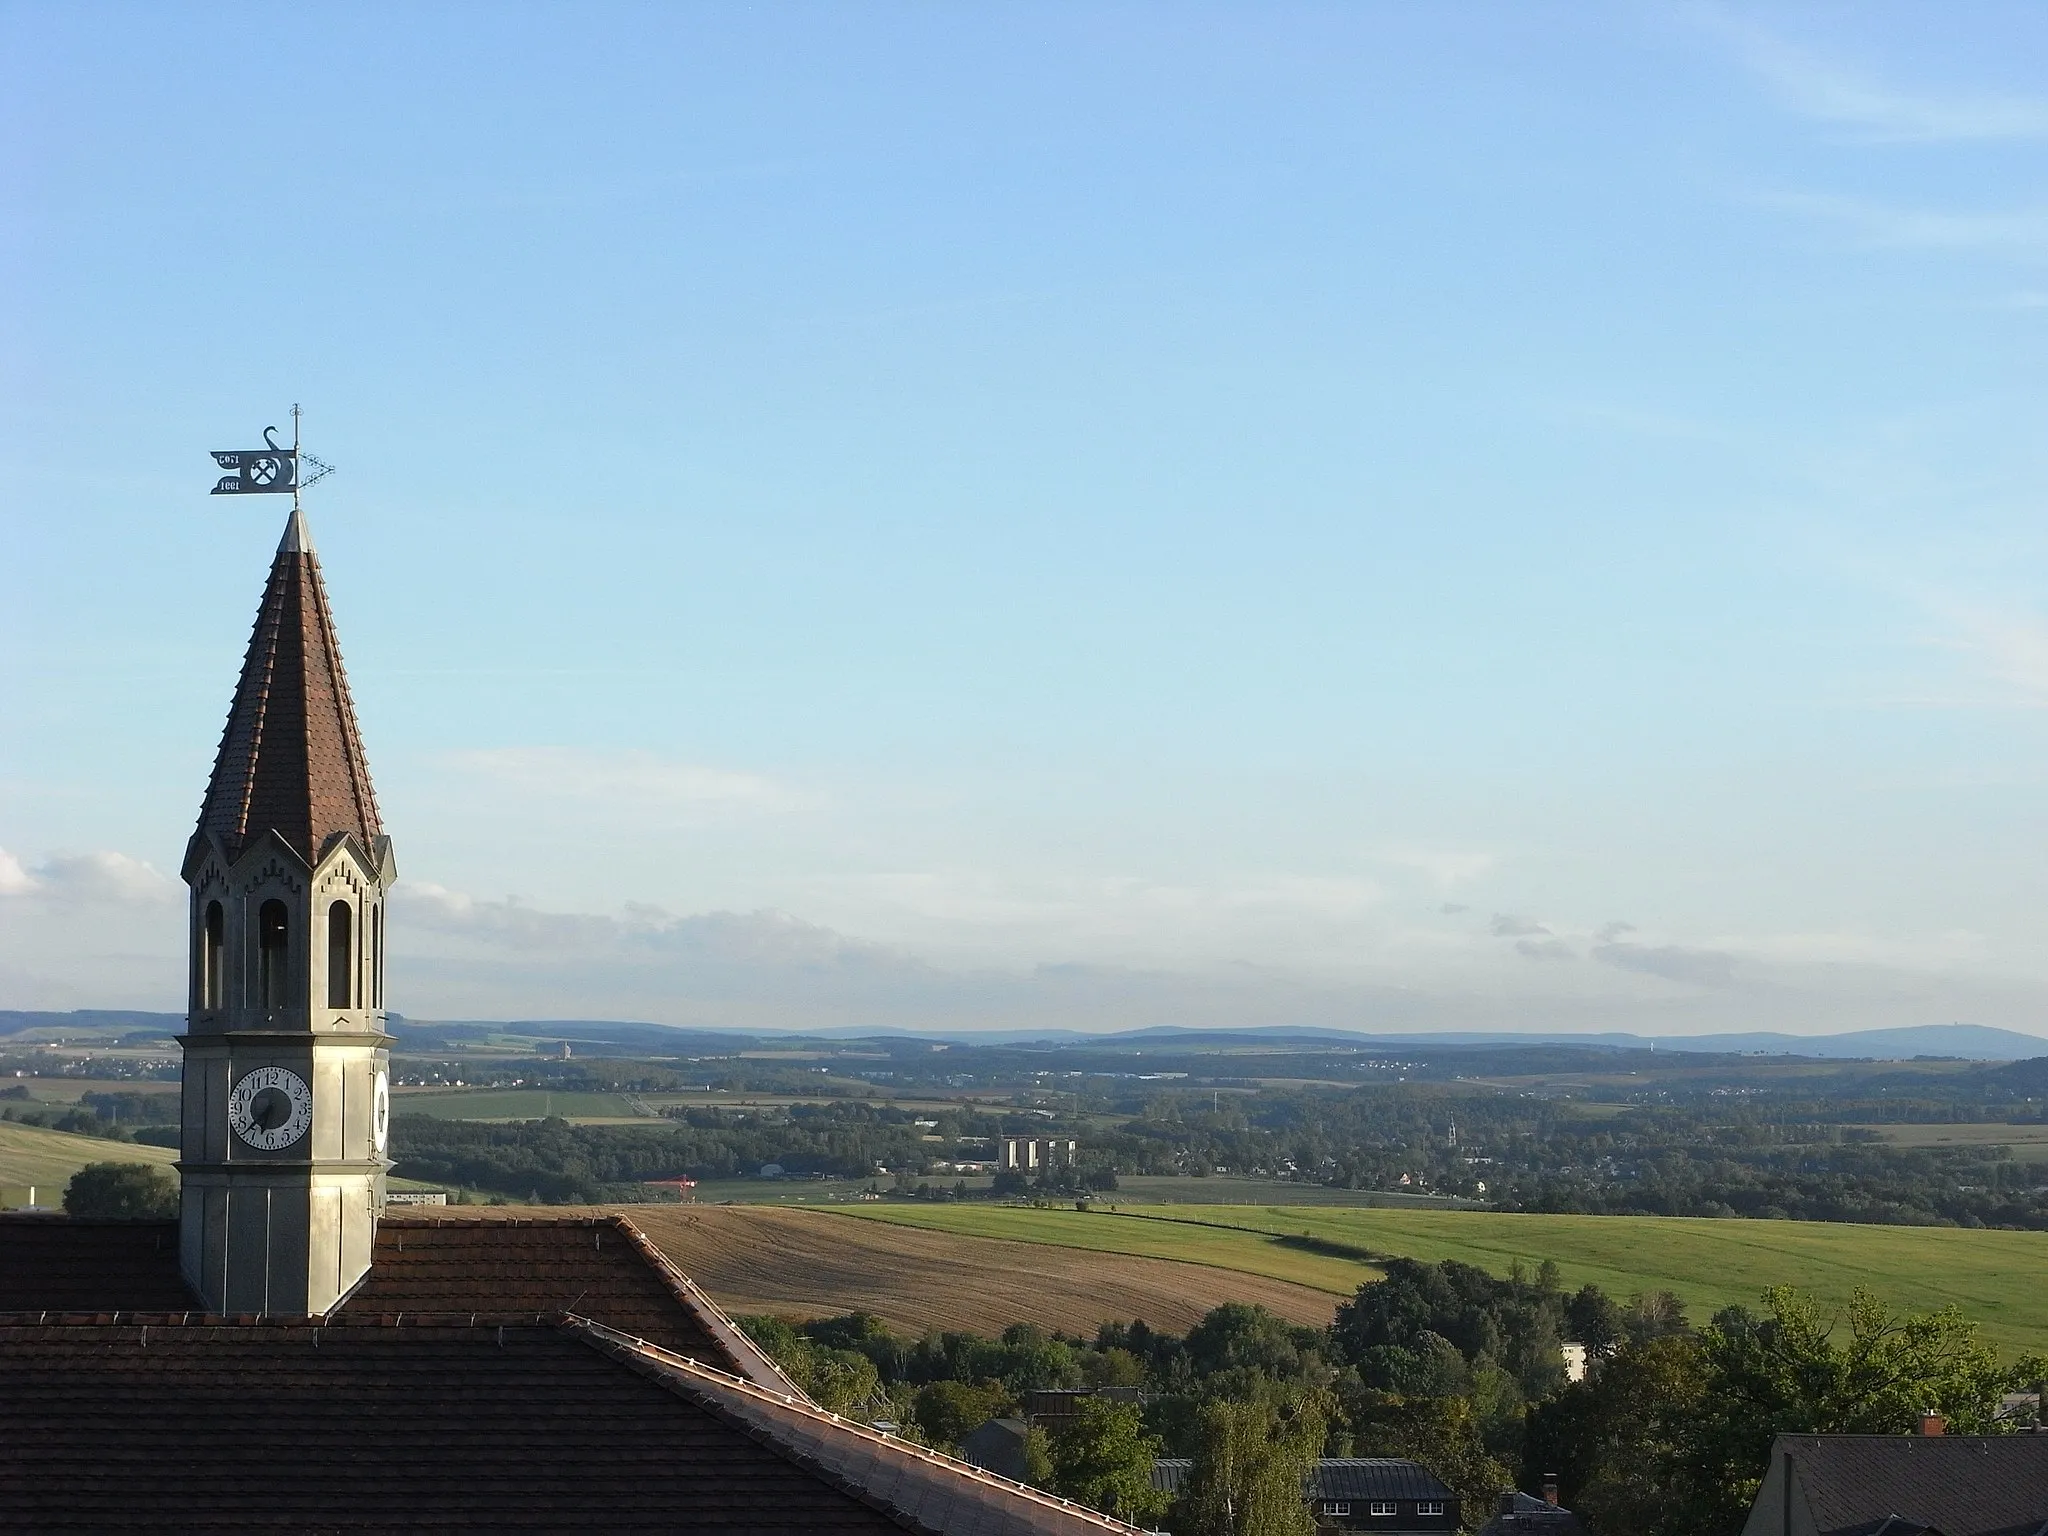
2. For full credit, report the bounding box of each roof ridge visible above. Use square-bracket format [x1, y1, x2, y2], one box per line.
[566, 1317, 1150, 1536]
[0, 1311, 572, 1329]
[602, 1211, 806, 1397]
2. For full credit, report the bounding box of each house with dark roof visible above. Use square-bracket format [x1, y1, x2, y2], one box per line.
[0, 506, 1146, 1536]
[1151, 1457, 1460, 1533]
[1739, 1430, 2048, 1536]
[1475, 1487, 1585, 1536]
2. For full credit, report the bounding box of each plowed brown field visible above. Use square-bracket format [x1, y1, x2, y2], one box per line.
[619, 1204, 1340, 1334]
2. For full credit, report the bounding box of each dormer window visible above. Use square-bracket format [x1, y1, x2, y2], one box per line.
[258, 900, 289, 1009]
[327, 900, 353, 1008]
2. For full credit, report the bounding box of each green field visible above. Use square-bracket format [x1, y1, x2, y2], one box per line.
[0, 1122, 442, 1203]
[0, 1120, 178, 1199]
[392, 1088, 655, 1121]
[830, 1202, 2048, 1356]
[1105, 1176, 1466, 1208]
[1862, 1122, 2048, 1162]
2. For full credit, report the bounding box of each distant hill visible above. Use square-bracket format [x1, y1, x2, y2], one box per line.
[1063, 1023, 2048, 1061]
[0, 1010, 182, 1041]
[4, 1010, 2042, 1062]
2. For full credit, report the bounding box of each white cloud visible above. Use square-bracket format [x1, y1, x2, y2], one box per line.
[1696, 8, 2048, 143]
[0, 849, 176, 906]
[1382, 849, 1495, 889]
[1592, 941, 1738, 989]
[399, 884, 931, 978]
[1924, 598, 2048, 704]
[1756, 191, 2048, 256]
[437, 748, 804, 813]
[1489, 913, 1550, 938]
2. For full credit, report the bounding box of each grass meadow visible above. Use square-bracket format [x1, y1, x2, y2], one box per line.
[0, 1120, 177, 1197]
[830, 1201, 2048, 1356]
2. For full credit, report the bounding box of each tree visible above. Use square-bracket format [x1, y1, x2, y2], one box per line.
[1534, 1287, 2047, 1536]
[1622, 1290, 1689, 1346]
[1564, 1285, 1624, 1356]
[911, 1380, 1011, 1449]
[735, 1315, 883, 1416]
[1047, 1397, 1168, 1524]
[1670, 1286, 2031, 1534]
[1019, 1425, 1055, 1487]
[64, 1162, 177, 1218]
[1341, 1383, 1511, 1515]
[1082, 1347, 1149, 1388]
[1523, 1333, 1707, 1536]
[1179, 1389, 1329, 1536]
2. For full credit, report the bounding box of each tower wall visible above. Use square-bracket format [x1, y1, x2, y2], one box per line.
[179, 837, 392, 1315]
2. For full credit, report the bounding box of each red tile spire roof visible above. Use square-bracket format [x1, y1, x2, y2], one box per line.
[191, 508, 383, 868]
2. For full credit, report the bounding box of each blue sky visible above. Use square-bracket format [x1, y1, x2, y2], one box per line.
[5, 2, 2048, 1035]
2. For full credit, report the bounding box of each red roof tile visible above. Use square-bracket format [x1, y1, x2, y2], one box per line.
[0, 1314, 1147, 1534]
[0, 1316, 900, 1532]
[190, 511, 381, 869]
[0, 1212, 797, 1393]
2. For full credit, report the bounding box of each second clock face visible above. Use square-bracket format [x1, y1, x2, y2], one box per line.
[228, 1066, 313, 1151]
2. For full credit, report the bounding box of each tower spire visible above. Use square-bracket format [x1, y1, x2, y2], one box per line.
[186, 506, 383, 877]
[179, 498, 395, 1318]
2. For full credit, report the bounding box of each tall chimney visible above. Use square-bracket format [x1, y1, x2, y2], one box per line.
[1919, 1411, 1946, 1437]
[1543, 1475, 1560, 1507]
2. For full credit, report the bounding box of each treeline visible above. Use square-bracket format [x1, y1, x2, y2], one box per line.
[382, 1080, 2048, 1227]
[0, 1087, 181, 1147]
[388, 1105, 1010, 1200]
[744, 1264, 2046, 1536]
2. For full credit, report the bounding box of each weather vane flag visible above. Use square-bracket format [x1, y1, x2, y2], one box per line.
[209, 404, 333, 505]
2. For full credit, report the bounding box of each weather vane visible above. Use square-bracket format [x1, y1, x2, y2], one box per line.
[209, 404, 335, 510]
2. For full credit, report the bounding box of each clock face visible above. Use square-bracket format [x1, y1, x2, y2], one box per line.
[228, 1066, 314, 1151]
[371, 1070, 390, 1155]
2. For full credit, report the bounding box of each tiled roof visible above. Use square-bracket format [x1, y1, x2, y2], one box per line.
[0, 1216, 192, 1311]
[580, 1320, 1147, 1536]
[0, 1314, 1145, 1534]
[1777, 1433, 2048, 1536]
[190, 509, 382, 870]
[0, 1212, 798, 1393]
[1477, 1492, 1585, 1536]
[352, 1214, 800, 1391]
[1150, 1458, 1455, 1500]
[1311, 1460, 1458, 1500]
[0, 1316, 905, 1533]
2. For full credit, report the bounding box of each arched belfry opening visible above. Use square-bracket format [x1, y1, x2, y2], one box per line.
[257, 899, 289, 1009]
[178, 505, 396, 1317]
[327, 900, 353, 1009]
[201, 901, 225, 1011]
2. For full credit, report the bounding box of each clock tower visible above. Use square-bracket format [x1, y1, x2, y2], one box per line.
[178, 507, 395, 1316]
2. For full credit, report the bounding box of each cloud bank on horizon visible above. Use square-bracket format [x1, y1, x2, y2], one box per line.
[4, 839, 2044, 1041]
